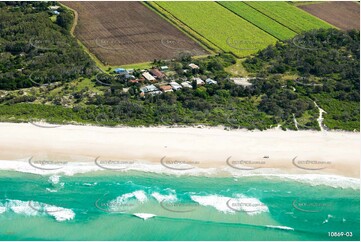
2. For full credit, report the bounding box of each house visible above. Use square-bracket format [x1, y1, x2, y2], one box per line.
[181, 81, 192, 88]
[159, 85, 173, 93]
[129, 78, 144, 84]
[189, 63, 199, 69]
[150, 68, 165, 79]
[149, 91, 162, 96]
[169, 81, 182, 91]
[205, 78, 217, 85]
[115, 68, 127, 75]
[140, 84, 158, 93]
[193, 77, 205, 86]
[160, 66, 169, 71]
[142, 72, 156, 82]
[125, 74, 135, 79]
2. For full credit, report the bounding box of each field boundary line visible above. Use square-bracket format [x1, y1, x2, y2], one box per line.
[145, 2, 221, 55]
[292, 3, 338, 30]
[216, 2, 295, 41]
[242, 2, 301, 34]
[60, 2, 111, 72]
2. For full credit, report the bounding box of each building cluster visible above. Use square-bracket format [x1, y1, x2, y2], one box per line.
[113, 63, 221, 96]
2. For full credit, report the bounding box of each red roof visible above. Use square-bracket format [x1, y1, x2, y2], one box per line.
[160, 85, 172, 91]
[150, 69, 165, 78]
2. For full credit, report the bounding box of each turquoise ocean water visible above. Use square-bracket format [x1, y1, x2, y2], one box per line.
[0, 170, 359, 241]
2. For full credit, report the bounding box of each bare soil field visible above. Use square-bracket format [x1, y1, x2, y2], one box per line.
[299, 1, 360, 30]
[62, 1, 207, 66]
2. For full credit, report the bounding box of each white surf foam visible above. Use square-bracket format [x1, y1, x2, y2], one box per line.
[225, 167, 360, 189]
[83, 182, 97, 187]
[266, 225, 294, 231]
[190, 194, 268, 215]
[0, 205, 6, 214]
[1, 199, 75, 222]
[133, 213, 156, 220]
[46, 188, 58, 193]
[132, 190, 148, 203]
[1, 159, 359, 189]
[44, 205, 75, 222]
[191, 195, 233, 214]
[110, 190, 148, 210]
[151, 192, 177, 203]
[48, 175, 60, 185]
[8, 200, 39, 216]
[262, 174, 360, 190]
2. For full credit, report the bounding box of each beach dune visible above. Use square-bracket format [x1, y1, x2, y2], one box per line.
[0, 123, 359, 178]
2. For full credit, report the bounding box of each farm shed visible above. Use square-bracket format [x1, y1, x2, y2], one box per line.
[170, 81, 182, 91]
[160, 85, 173, 93]
[206, 78, 217, 85]
[150, 68, 165, 79]
[142, 72, 156, 82]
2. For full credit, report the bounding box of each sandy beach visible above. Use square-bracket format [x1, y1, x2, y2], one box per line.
[0, 122, 359, 178]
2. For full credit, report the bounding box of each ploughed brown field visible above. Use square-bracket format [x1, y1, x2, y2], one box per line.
[62, 1, 207, 65]
[299, 1, 360, 31]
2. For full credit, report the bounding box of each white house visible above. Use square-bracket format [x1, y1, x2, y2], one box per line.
[169, 81, 182, 91]
[140, 84, 158, 93]
[160, 66, 169, 71]
[193, 77, 205, 86]
[189, 63, 199, 69]
[181, 81, 192, 88]
[142, 72, 156, 82]
[206, 78, 217, 85]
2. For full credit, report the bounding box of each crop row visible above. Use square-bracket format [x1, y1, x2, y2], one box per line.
[244, 2, 333, 33]
[155, 1, 277, 57]
[218, 2, 297, 40]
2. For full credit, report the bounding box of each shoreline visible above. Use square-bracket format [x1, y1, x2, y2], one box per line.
[0, 122, 359, 180]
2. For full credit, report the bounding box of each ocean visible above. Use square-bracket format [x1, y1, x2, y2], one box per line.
[0, 168, 359, 241]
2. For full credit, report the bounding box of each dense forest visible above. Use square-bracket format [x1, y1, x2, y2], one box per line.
[243, 28, 360, 130]
[0, 1, 96, 90]
[0, 3, 359, 131]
